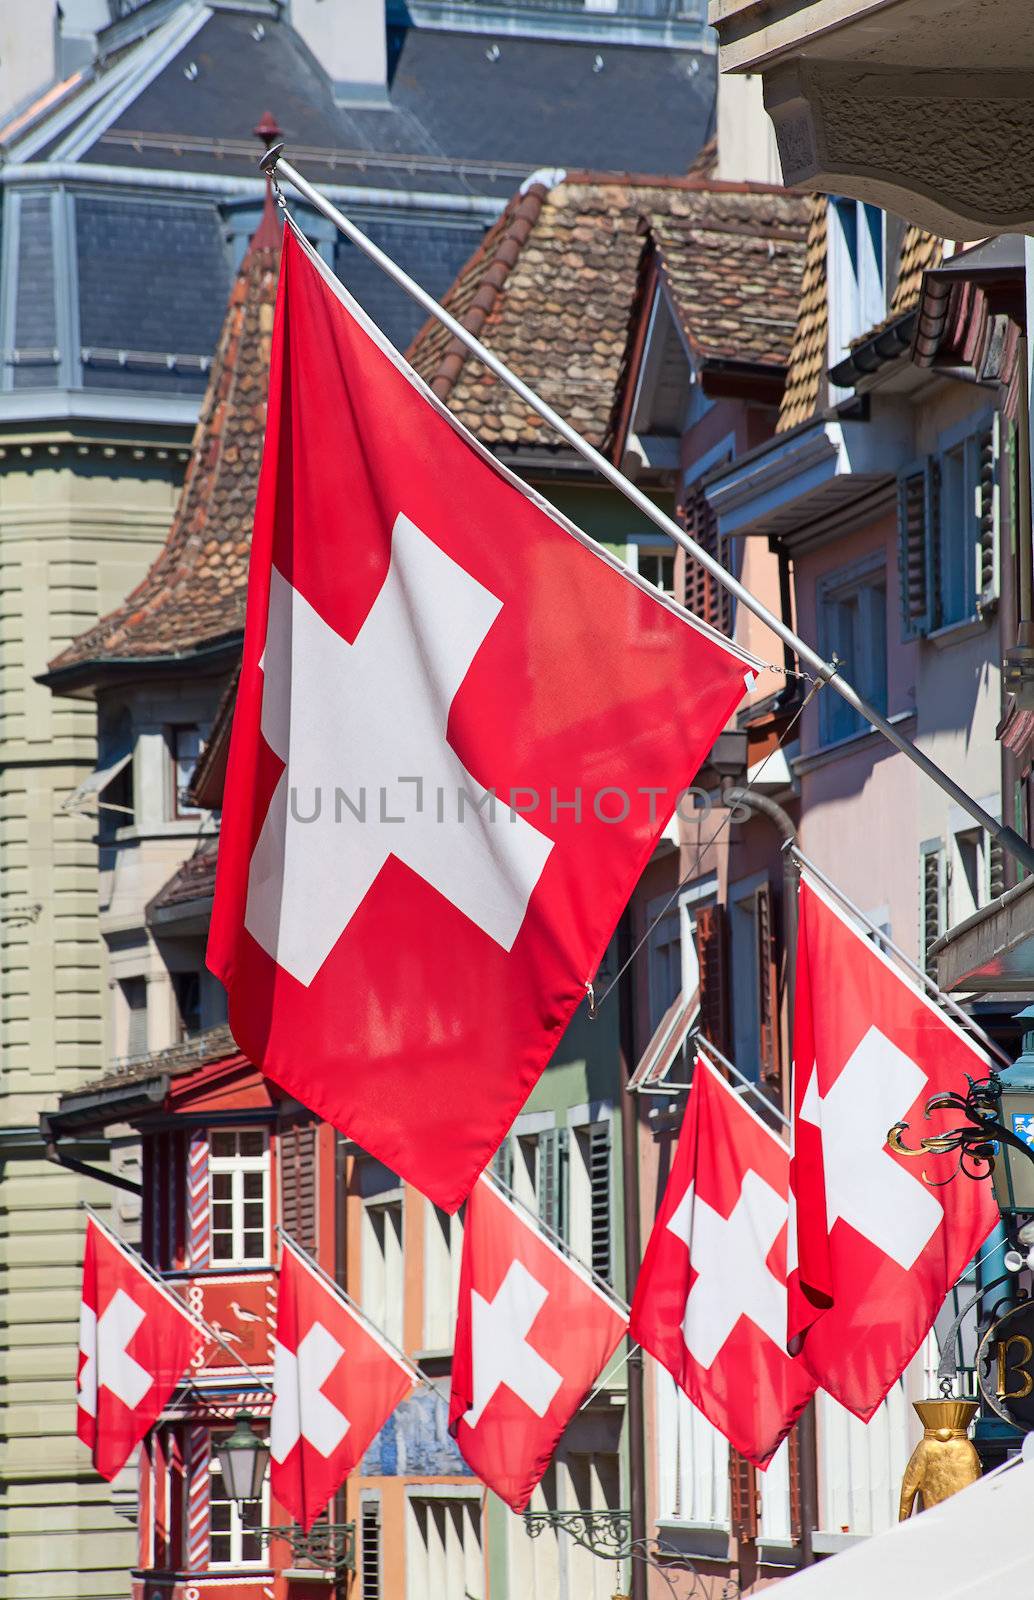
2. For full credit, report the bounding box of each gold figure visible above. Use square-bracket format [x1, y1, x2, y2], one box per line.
[898, 1400, 981, 1520]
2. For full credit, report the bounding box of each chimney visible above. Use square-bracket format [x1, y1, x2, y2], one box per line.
[290, 0, 388, 108]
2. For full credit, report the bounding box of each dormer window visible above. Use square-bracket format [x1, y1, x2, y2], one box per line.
[828, 198, 886, 382]
[169, 725, 203, 818]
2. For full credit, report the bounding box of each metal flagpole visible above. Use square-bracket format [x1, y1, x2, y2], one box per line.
[82, 1202, 273, 1392]
[262, 144, 1034, 880]
[787, 843, 1011, 1068]
[275, 1225, 430, 1391]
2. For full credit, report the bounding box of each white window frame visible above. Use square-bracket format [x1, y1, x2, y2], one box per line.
[208, 1127, 270, 1267]
[646, 891, 683, 1035]
[361, 1168, 405, 1350]
[654, 1364, 729, 1530]
[828, 197, 886, 386]
[208, 1447, 270, 1567]
[423, 1200, 463, 1354]
[816, 553, 888, 747]
[626, 534, 677, 598]
[405, 1488, 484, 1600]
[167, 723, 204, 819]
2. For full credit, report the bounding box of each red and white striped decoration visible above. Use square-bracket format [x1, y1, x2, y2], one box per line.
[185, 1424, 211, 1570]
[187, 1132, 210, 1268]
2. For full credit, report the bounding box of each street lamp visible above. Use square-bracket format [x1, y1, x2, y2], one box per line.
[215, 1412, 269, 1504]
[992, 1006, 1034, 1214]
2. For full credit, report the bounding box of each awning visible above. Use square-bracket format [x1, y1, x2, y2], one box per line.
[777, 1456, 1034, 1598]
[62, 745, 132, 813]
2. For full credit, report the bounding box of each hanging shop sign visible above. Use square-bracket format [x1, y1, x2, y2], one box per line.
[978, 1298, 1034, 1431]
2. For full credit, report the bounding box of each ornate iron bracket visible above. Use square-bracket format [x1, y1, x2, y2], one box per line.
[523, 1507, 632, 1558]
[255, 1520, 355, 1576]
[888, 1071, 1034, 1184]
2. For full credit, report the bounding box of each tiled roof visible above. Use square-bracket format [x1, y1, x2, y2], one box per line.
[776, 195, 828, 433]
[146, 842, 218, 920]
[47, 195, 280, 676]
[650, 200, 809, 368]
[408, 173, 811, 452]
[890, 225, 944, 318]
[60, 1024, 239, 1101]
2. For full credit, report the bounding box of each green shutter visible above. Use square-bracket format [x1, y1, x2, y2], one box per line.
[976, 417, 1000, 612]
[491, 1138, 513, 1190]
[537, 1127, 567, 1238]
[898, 460, 937, 638]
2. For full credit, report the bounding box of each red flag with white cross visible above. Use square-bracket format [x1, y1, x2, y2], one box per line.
[787, 874, 998, 1420]
[630, 1052, 816, 1466]
[77, 1215, 201, 1480]
[449, 1175, 627, 1511]
[271, 1237, 413, 1531]
[207, 219, 756, 1210]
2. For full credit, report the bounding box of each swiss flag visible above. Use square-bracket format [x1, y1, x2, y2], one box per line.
[271, 1237, 413, 1531]
[631, 1052, 816, 1466]
[207, 220, 754, 1209]
[77, 1216, 200, 1480]
[449, 1176, 627, 1511]
[788, 874, 998, 1419]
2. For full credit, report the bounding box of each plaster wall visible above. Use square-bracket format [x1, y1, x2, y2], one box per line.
[0, 439, 178, 1596]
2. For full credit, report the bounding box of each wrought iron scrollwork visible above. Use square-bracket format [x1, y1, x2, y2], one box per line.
[521, 1511, 739, 1598]
[888, 1071, 1034, 1184]
[255, 1520, 355, 1576]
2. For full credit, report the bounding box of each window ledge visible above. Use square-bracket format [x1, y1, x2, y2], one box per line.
[113, 819, 216, 843]
[812, 1530, 868, 1554]
[654, 1520, 731, 1562]
[792, 709, 916, 776]
[925, 615, 990, 650]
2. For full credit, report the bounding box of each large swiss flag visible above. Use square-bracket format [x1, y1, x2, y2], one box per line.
[631, 1052, 816, 1466]
[449, 1176, 627, 1511]
[788, 874, 998, 1419]
[271, 1238, 413, 1531]
[208, 219, 754, 1209]
[77, 1216, 200, 1480]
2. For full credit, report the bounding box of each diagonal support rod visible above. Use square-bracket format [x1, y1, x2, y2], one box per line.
[263, 146, 1034, 878]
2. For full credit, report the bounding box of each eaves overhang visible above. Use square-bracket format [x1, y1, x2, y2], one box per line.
[828, 310, 916, 391]
[47, 1073, 171, 1134]
[703, 404, 913, 543]
[38, 633, 244, 699]
[930, 874, 1034, 995]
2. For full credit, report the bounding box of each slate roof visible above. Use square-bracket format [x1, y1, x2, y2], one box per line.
[408, 173, 808, 451]
[3, 3, 716, 387]
[46, 194, 279, 677]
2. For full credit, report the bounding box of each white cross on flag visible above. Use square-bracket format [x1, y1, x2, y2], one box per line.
[77, 1215, 200, 1480]
[271, 1236, 413, 1531]
[207, 220, 755, 1210]
[788, 875, 998, 1420]
[449, 1176, 627, 1511]
[630, 1052, 816, 1466]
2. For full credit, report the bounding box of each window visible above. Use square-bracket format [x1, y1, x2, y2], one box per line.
[209, 1445, 267, 1565]
[361, 1496, 382, 1600]
[759, 1436, 792, 1542]
[513, 1126, 565, 1236]
[568, 1119, 612, 1284]
[816, 560, 887, 746]
[172, 970, 201, 1039]
[655, 1365, 729, 1527]
[919, 838, 947, 978]
[729, 879, 762, 1083]
[646, 894, 682, 1034]
[361, 1164, 404, 1348]
[424, 1203, 464, 1352]
[406, 1494, 483, 1600]
[817, 1382, 909, 1538]
[119, 975, 148, 1059]
[636, 546, 676, 596]
[209, 1128, 269, 1265]
[169, 724, 204, 818]
[897, 418, 999, 638]
[828, 198, 885, 376]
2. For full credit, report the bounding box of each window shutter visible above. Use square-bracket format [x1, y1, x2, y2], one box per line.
[588, 1122, 612, 1283]
[361, 1499, 382, 1600]
[897, 461, 936, 638]
[920, 843, 947, 978]
[754, 882, 781, 1087]
[988, 834, 1005, 902]
[729, 1450, 758, 1542]
[537, 1127, 567, 1237]
[280, 1119, 317, 1253]
[695, 903, 730, 1054]
[491, 1139, 513, 1190]
[681, 484, 730, 636]
[976, 417, 1000, 610]
[787, 1422, 803, 1544]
